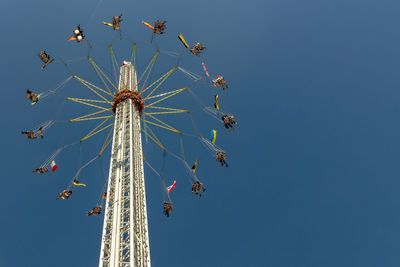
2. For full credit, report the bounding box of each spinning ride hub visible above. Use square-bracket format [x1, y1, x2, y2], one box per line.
[112, 90, 144, 115]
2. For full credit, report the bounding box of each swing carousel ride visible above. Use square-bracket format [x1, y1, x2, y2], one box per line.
[23, 15, 238, 266]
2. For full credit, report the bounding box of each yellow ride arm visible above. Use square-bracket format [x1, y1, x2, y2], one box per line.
[178, 34, 189, 48]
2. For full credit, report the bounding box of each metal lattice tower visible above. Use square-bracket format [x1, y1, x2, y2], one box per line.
[99, 62, 151, 267]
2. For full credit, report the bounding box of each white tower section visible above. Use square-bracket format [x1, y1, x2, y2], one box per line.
[99, 62, 151, 267]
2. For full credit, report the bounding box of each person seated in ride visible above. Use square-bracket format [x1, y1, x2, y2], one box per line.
[228, 114, 237, 124]
[220, 79, 228, 89]
[72, 25, 85, 42]
[56, 190, 72, 200]
[73, 25, 83, 36]
[22, 130, 37, 139]
[87, 205, 102, 216]
[112, 15, 122, 30]
[212, 76, 228, 90]
[215, 151, 228, 167]
[221, 115, 233, 130]
[163, 201, 173, 217]
[190, 42, 206, 56]
[192, 181, 206, 197]
[39, 166, 48, 173]
[38, 51, 54, 69]
[197, 182, 205, 197]
[192, 181, 199, 194]
[154, 20, 166, 34]
[26, 89, 39, 103]
[222, 114, 237, 130]
[212, 76, 222, 87]
[32, 166, 49, 174]
[38, 51, 51, 63]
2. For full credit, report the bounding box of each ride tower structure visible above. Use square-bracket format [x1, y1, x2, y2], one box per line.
[99, 61, 151, 267]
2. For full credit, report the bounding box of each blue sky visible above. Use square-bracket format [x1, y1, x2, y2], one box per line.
[1, 0, 400, 266]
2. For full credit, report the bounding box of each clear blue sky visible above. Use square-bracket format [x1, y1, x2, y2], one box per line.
[1, 0, 400, 266]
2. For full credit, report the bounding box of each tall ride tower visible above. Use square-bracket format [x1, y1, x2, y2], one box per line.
[99, 62, 151, 267]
